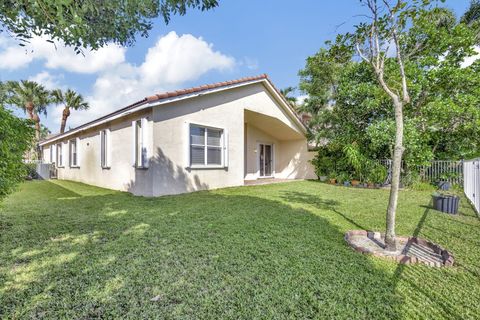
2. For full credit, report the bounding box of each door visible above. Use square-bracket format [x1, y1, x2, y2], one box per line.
[259, 143, 273, 178]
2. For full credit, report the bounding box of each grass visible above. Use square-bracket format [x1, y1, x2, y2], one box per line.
[1, 180, 479, 319]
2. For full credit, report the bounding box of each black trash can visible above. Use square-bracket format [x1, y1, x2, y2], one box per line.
[438, 181, 451, 191]
[432, 194, 460, 214]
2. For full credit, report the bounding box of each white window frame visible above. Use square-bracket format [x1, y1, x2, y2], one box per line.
[100, 129, 111, 168]
[69, 139, 79, 167]
[56, 143, 63, 167]
[49, 146, 53, 164]
[188, 123, 228, 169]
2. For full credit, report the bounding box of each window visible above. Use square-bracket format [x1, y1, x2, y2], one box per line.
[189, 124, 224, 167]
[56, 143, 63, 167]
[132, 118, 149, 168]
[50, 146, 53, 163]
[100, 129, 110, 168]
[69, 139, 78, 167]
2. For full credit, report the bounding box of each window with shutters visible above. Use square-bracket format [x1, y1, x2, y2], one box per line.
[189, 124, 224, 167]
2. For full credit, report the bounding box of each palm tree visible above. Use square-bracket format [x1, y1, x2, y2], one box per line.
[462, 0, 480, 43]
[280, 87, 298, 108]
[51, 89, 89, 133]
[5, 80, 50, 141]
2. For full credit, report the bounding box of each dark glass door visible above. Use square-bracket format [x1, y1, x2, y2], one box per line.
[259, 144, 273, 177]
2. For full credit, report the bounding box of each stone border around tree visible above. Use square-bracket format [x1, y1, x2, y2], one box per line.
[344, 230, 455, 267]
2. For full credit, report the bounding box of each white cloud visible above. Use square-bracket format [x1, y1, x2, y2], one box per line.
[296, 95, 308, 105]
[0, 37, 34, 70]
[0, 34, 126, 73]
[57, 32, 235, 128]
[28, 71, 65, 90]
[140, 32, 234, 86]
[1, 32, 236, 130]
[461, 45, 480, 68]
[240, 57, 259, 70]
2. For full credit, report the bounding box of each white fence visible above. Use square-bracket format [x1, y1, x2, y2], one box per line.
[36, 162, 52, 180]
[463, 159, 480, 213]
[378, 159, 464, 185]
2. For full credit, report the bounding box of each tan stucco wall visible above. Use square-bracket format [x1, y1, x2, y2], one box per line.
[41, 82, 315, 196]
[244, 123, 316, 180]
[244, 123, 280, 180]
[42, 109, 154, 196]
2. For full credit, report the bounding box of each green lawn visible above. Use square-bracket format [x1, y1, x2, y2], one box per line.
[1, 180, 479, 319]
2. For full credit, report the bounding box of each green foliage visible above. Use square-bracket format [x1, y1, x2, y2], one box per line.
[4, 80, 51, 142]
[300, 3, 480, 164]
[309, 147, 334, 178]
[409, 181, 436, 191]
[51, 88, 90, 133]
[462, 0, 480, 43]
[342, 143, 365, 180]
[0, 104, 35, 200]
[368, 164, 387, 185]
[0, 0, 219, 52]
[5, 80, 50, 117]
[24, 162, 38, 179]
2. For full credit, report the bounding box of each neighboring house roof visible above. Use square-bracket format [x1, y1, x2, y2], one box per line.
[42, 133, 59, 141]
[39, 74, 306, 146]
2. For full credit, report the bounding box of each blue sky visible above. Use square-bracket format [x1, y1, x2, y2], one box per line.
[0, 0, 471, 132]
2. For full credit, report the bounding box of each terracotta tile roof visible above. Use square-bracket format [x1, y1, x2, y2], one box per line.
[145, 74, 269, 103]
[40, 74, 304, 145]
[144, 73, 302, 123]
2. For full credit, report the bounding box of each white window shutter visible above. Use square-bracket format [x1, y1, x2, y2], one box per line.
[185, 122, 191, 168]
[76, 137, 80, 166]
[100, 131, 104, 166]
[106, 129, 112, 167]
[62, 142, 66, 166]
[223, 129, 229, 168]
[141, 117, 149, 168]
[132, 120, 136, 166]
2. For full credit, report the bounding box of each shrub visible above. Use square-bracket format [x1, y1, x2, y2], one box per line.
[367, 164, 387, 184]
[0, 106, 35, 200]
[310, 147, 336, 179]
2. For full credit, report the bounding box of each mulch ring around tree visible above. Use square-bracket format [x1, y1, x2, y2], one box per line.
[345, 230, 454, 267]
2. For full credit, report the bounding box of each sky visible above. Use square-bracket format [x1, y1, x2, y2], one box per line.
[0, 0, 472, 132]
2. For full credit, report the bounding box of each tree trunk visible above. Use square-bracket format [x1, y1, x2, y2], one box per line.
[385, 98, 404, 251]
[25, 101, 35, 120]
[60, 107, 70, 133]
[32, 112, 41, 160]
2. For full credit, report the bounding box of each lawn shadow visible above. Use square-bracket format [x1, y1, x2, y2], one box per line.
[279, 190, 368, 230]
[0, 181, 402, 319]
[390, 202, 480, 319]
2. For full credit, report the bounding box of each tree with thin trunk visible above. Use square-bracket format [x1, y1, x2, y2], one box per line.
[352, 0, 416, 251]
[5, 80, 50, 142]
[51, 89, 90, 133]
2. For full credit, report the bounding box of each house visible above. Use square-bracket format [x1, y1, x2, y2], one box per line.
[38, 74, 316, 196]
